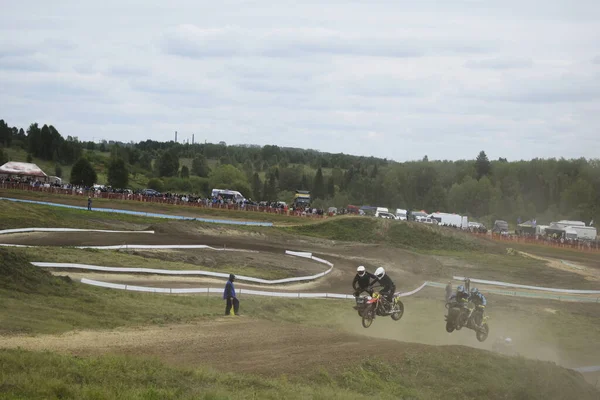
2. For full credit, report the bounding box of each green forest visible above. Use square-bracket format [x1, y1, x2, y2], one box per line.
[1, 119, 598, 226]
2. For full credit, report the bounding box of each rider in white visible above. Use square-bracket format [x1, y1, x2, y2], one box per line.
[369, 267, 396, 311]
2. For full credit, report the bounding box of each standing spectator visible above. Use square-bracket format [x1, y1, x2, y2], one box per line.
[445, 281, 453, 302]
[223, 273, 240, 316]
[87, 196, 92, 211]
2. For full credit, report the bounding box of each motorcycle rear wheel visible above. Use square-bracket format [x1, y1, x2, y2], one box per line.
[362, 307, 374, 328]
[476, 323, 489, 342]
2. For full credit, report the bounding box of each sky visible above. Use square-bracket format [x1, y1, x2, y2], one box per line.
[1, 0, 599, 162]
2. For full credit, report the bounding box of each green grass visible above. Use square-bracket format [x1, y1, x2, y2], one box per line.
[0, 199, 159, 230]
[1, 347, 596, 400]
[0, 248, 349, 335]
[429, 249, 600, 290]
[0, 189, 314, 225]
[510, 243, 600, 269]
[1, 248, 599, 399]
[287, 218, 499, 252]
[7, 246, 294, 280]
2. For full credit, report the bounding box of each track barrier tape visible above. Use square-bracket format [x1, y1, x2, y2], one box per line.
[0, 197, 274, 227]
[30, 248, 334, 285]
[453, 276, 600, 294]
[0, 228, 155, 235]
[80, 278, 428, 299]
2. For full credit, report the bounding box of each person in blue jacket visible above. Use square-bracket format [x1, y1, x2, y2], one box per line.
[224, 273, 240, 316]
[468, 287, 487, 327]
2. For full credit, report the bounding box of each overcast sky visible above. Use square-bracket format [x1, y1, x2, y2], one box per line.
[1, 0, 599, 162]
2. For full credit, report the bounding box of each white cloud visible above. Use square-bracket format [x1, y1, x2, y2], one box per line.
[465, 57, 533, 70]
[365, 131, 384, 140]
[0, 0, 599, 161]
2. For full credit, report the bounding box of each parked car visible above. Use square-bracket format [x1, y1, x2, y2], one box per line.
[492, 220, 509, 233]
[141, 188, 160, 196]
[376, 211, 398, 220]
[416, 216, 438, 225]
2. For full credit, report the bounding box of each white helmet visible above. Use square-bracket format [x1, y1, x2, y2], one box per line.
[357, 265, 366, 276]
[374, 267, 385, 279]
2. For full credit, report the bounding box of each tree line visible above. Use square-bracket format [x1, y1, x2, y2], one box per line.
[1, 118, 598, 226]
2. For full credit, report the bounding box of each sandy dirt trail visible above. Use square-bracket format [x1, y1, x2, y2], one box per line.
[0, 318, 429, 376]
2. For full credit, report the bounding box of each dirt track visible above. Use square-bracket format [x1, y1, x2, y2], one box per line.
[0, 230, 441, 292]
[2, 228, 599, 380]
[0, 318, 431, 376]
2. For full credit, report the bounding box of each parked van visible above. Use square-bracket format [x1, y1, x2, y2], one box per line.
[395, 208, 407, 220]
[375, 207, 389, 218]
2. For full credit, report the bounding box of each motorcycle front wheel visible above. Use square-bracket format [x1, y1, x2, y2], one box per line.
[446, 321, 455, 333]
[476, 323, 489, 342]
[362, 306, 375, 328]
[390, 300, 404, 321]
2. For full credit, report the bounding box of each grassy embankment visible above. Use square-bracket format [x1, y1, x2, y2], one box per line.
[287, 217, 499, 252]
[0, 188, 318, 225]
[6, 246, 295, 280]
[0, 248, 347, 336]
[0, 249, 598, 399]
[0, 199, 159, 230]
[287, 218, 600, 288]
[3, 199, 597, 288]
[510, 242, 600, 269]
[3, 346, 597, 400]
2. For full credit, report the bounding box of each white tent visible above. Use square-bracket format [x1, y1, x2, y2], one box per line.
[0, 162, 48, 180]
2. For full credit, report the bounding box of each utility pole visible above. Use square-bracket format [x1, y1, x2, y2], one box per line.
[175, 131, 178, 143]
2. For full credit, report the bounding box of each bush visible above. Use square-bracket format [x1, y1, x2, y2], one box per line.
[70, 157, 97, 187]
[147, 178, 164, 192]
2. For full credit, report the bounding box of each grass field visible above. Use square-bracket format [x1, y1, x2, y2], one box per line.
[0, 248, 349, 335]
[428, 250, 600, 290]
[2, 346, 596, 400]
[510, 242, 600, 270]
[0, 189, 315, 225]
[6, 246, 296, 280]
[1, 199, 599, 399]
[287, 218, 501, 252]
[1, 248, 598, 399]
[0, 199, 158, 230]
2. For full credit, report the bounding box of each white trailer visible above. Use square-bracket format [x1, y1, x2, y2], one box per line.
[554, 220, 586, 228]
[569, 226, 597, 240]
[461, 216, 469, 229]
[429, 212, 463, 227]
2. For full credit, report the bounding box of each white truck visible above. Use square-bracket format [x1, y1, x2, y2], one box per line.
[395, 208, 407, 220]
[429, 212, 463, 227]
